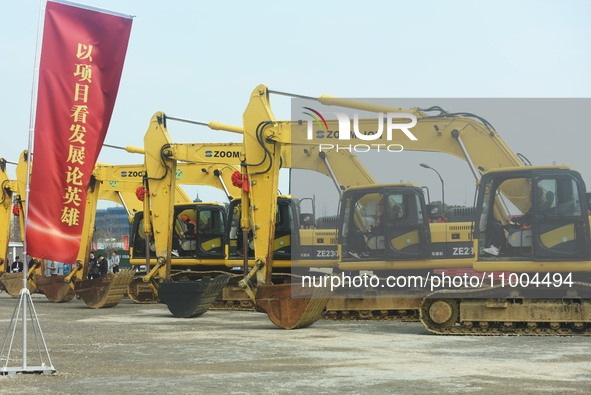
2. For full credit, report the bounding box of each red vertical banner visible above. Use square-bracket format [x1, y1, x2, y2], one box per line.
[26, 1, 132, 263]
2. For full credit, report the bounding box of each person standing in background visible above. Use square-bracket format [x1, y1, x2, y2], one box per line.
[11, 256, 24, 273]
[88, 252, 99, 279]
[109, 251, 120, 273]
[97, 255, 108, 277]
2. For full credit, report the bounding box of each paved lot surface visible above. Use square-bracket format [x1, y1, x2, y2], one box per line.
[0, 293, 590, 394]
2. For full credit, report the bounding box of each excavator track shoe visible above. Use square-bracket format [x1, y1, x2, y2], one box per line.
[34, 275, 75, 303]
[420, 283, 591, 335]
[75, 269, 136, 308]
[0, 273, 37, 298]
[255, 283, 331, 329]
[159, 274, 231, 318]
[127, 275, 160, 303]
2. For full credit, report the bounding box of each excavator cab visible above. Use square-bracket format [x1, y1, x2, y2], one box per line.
[130, 203, 227, 266]
[226, 196, 337, 266]
[339, 185, 432, 261]
[476, 167, 591, 260]
[421, 167, 591, 335]
[227, 197, 297, 263]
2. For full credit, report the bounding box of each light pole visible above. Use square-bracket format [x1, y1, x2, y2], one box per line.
[420, 163, 445, 217]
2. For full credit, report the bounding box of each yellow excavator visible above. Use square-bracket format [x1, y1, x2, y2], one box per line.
[419, 165, 591, 335]
[125, 156, 242, 305]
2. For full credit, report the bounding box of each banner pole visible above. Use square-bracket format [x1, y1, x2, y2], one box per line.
[1, 0, 54, 376]
[21, 0, 47, 372]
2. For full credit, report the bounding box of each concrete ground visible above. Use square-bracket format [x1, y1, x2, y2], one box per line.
[0, 293, 590, 394]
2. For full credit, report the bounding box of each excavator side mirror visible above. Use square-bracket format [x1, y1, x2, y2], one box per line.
[300, 213, 315, 228]
[427, 204, 440, 218]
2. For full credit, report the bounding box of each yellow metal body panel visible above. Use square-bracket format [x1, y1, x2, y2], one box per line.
[539, 224, 575, 248]
[390, 230, 420, 250]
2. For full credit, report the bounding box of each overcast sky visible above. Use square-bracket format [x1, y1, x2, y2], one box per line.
[1, 0, 590, 210]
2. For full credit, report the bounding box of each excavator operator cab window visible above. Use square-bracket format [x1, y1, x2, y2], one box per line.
[274, 200, 294, 259]
[276, 202, 293, 233]
[478, 176, 532, 258]
[228, 199, 294, 260]
[173, 206, 225, 258]
[195, 208, 225, 257]
[174, 208, 198, 257]
[340, 188, 431, 261]
[476, 170, 590, 260]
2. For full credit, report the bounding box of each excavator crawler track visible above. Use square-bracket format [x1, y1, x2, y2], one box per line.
[323, 290, 422, 321]
[322, 307, 419, 321]
[75, 269, 136, 308]
[127, 276, 159, 303]
[420, 282, 591, 335]
[211, 278, 255, 311]
[210, 275, 423, 321]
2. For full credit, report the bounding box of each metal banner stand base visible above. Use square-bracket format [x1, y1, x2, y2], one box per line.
[0, 287, 56, 376]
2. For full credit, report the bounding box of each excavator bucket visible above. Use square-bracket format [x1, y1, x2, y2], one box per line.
[255, 283, 331, 329]
[159, 274, 231, 318]
[75, 269, 135, 309]
[0, 273, 37, 298]
[34, 275, 75, 303]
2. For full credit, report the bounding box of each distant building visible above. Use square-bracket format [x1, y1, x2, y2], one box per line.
[94, 206, 130, 245]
